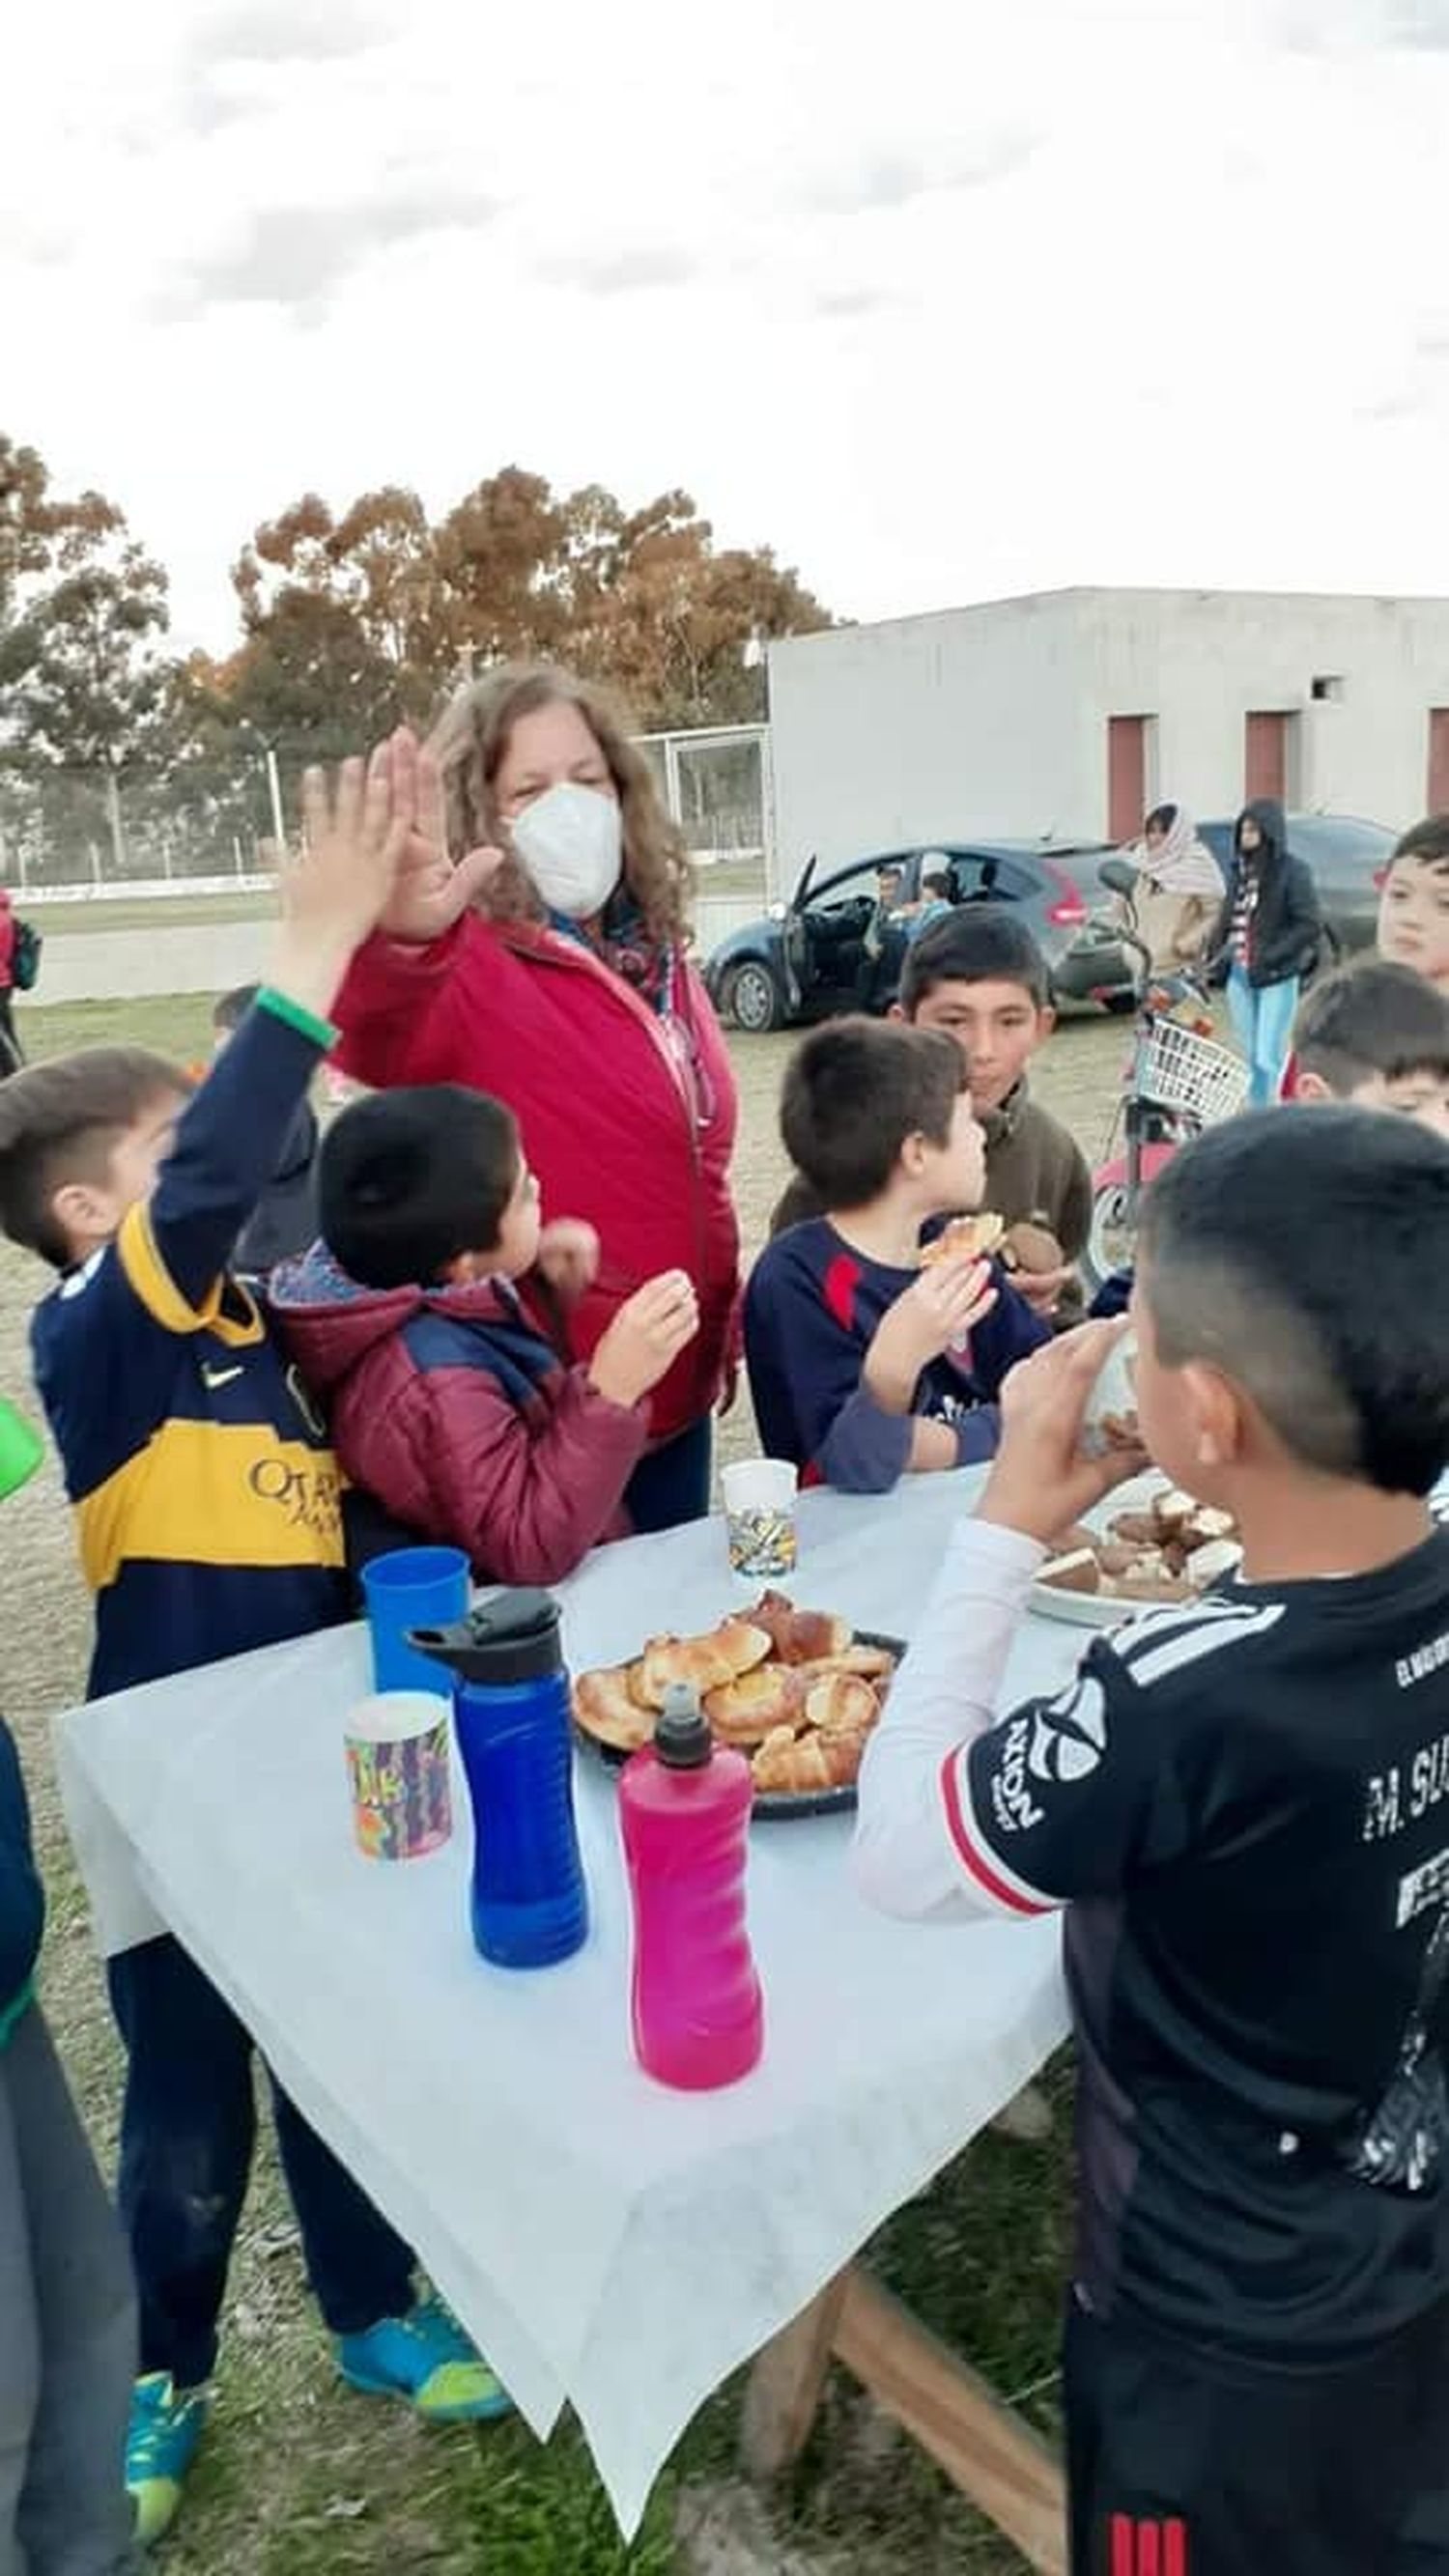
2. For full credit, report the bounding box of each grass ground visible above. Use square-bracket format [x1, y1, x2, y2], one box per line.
[2, 988, 1129, 2575]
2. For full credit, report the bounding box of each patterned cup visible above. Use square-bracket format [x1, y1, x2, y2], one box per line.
[722, 1458, 799, 1580]
[344, 1692, 453, 1861]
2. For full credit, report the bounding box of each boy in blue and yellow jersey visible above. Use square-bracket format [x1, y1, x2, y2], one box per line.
[0, 757, 510, 2552]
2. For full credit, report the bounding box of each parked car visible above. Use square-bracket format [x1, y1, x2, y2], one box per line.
[703, 840, 1121, 1033]
[1196, 812, 1397, 960]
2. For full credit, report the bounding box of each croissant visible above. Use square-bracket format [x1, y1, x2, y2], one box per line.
[804, 1673, 881, 1737]
[573, 1664, 656, 1753]
[753, 1723, 869, 1794]
[790, 1644, 895, 1685]
[638, 1620, 771, 1705]
[745, 1591, 853, 1666]
[703, 1663, 807, 1745]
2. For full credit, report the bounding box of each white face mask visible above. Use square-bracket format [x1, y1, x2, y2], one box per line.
[510, 781, 622, 921]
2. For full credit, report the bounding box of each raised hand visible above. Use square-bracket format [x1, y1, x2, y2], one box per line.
[270, 747, 411, 1021]
[536, 1218, 601, 1303]
[379, 726, 506, 944]
[864, 1259, 997, 1413]
[587, 1271, 700, 1409]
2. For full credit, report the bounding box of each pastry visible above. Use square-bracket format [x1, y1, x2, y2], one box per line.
[804, 1671, 881, 1736]
[573, 1665, 656, 1753]
[920, 1210, 1004, 1268]
[703, 1663, 807, 1745]
[638, 1620, 772, 1704]
[746, 1591, 852, 1666]
[1000, 1219, 1065, 1275]
[1038, 1547, 1101, 1595]
[790, 1644, 895, 1684]
[753, 1724, 870, 1794]
[1185, 1537, 1242, 1587]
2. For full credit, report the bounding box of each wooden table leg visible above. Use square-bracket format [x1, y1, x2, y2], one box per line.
[740, 2263, 1066, 2576]
[738, 2274, 849, 2480]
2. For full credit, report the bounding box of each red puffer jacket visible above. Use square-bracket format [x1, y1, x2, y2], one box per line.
[332, 917, 740, 1445]
[272, 1247, 648, 1587]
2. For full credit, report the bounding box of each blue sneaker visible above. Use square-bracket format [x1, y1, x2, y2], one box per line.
[335, 2293, 512, 2423]
[127, 2372, 210, 2546]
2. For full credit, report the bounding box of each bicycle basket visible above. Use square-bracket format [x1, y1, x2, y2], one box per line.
[1140, 1019, 1247, 1124]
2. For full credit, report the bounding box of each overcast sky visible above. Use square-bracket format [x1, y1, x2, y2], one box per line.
[6, 0, 1449, 653]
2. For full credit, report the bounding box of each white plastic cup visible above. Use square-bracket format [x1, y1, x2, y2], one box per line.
[1081, 1333, 1140, 1459]
[722, 1458, 799, 1580]
[344, 1691, 453, 1861]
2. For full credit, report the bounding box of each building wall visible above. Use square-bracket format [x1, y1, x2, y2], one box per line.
[767, 588, 1449, 891]
[766, 594, 1087, 885]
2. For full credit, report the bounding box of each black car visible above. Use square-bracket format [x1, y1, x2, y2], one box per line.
[704, 840, 1119, 1033]
[1196, 812, 1397, 958]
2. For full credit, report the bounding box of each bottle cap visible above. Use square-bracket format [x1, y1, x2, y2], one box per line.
[408, 1589, 561, 1685]
[654, 1682, 713, 1769]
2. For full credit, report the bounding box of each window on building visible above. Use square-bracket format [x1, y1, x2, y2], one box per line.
[1311, 675, 1345, 703]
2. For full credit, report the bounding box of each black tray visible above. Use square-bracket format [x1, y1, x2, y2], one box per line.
[573, 1629, 904, 1822]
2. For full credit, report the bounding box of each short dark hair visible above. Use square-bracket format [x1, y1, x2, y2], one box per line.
[921, 870, 952, 900]
[1390, 815, 1449, 875]
[1294, 958, 1449, 1094]
[1139, 1108, 1449, 1495]
[0, 1047, 190, 1267]
[779, 1017, 964, 1208]
[319, 1085, 521, 1289]
[213, 983, 260, 1033]
[898, 905, 1050, 1014]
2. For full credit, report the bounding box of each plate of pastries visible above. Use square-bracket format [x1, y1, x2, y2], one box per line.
[571, 1590, 901, 1816]
[1032, 1476, 1241, 1628]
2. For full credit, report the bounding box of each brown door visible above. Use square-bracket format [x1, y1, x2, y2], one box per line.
[1244, 712, 1288, 803]
[1107, 717, 1147, 844]
[1429, 710, 1449, 813]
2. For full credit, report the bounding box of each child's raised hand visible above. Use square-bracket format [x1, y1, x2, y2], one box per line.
[979, 1319, 1149, 1543]
[378, 726, 505, 945]
[864, 1259, 997, 1411]
[536, 1219, 600, 1302]
[269, 748, 411, 1021]
[587, 1271, 699, 1409]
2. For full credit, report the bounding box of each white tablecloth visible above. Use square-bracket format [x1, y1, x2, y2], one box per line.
[57, 1471, 1085, 2536]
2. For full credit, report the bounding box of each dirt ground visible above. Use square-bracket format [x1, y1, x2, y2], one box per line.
[0, 990, 1127, 2575]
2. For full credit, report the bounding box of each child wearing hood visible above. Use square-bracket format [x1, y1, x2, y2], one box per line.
[272, 1085, 699, 1584]
[1208, 799, 1322, 1105]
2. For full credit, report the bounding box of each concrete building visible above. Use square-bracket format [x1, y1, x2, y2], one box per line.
[765, 587, 1449, 887]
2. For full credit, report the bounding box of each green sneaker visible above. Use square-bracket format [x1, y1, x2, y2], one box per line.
[335, 2292, 512, 2423]
[127, 2371, 210, 2546]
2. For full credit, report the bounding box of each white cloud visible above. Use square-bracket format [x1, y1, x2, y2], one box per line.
[6, 0, 1449, 659]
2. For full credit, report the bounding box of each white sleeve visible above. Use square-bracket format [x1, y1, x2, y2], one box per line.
[852, 1516, 1044, 1920]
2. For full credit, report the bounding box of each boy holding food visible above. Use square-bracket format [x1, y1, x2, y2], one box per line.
[744, 1018, 1048, 1492]
[856, 1109, 1449, 2574]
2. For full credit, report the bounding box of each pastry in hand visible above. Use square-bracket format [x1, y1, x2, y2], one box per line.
[920, 1210, 1004, 1268]
[639, 1620, 772, 1703]
[1000, 1219, 1065, 1276]
[704, 1663, 807, 1745]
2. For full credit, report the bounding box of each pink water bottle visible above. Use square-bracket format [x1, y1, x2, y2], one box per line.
[619, 1683, 764, 2090]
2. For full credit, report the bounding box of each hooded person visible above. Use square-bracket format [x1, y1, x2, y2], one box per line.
[1124, 803, 1223, 973]
[1207, 798, 1322, 1105]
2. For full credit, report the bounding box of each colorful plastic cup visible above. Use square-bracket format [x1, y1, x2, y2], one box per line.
[344, 1692, 453, 1861]
[361, 1547, 469, 1697]
[722, 1458, 799, 1581]
[0, 1401, 43, 1504]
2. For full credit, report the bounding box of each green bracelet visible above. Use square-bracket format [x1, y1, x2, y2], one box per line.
[256, 986, 339, 1051]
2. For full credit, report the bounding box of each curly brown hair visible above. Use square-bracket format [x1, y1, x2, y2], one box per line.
[429, 665, 695, 948]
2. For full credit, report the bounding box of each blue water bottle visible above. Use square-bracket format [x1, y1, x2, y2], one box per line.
[410, 1592, 588, 1968]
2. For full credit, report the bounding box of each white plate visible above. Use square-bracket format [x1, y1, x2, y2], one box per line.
[1027, 1470, 1181, 1630]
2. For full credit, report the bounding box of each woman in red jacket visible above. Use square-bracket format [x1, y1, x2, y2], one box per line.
[332, 665, 740, 1531]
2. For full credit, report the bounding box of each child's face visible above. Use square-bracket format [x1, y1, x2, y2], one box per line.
[905, 978, 1052, 1115]
[1347, 1066, 1449, 1140]
[51, 1092, 185, 1260]
[1378, 857, 1449, 990]
[917, 1090, 986, 1215]
[491, 1156, 543, 1278]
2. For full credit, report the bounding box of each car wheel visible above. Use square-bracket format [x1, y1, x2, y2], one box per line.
[1083, 1183, 1135, 1293]
[724, 960, 785, 1033]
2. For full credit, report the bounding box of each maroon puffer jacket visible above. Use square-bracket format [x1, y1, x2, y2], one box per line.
[271, 1247, 647, 1587]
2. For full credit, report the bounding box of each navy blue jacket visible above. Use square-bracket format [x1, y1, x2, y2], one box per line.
[745, 1218, 1050, 1492]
